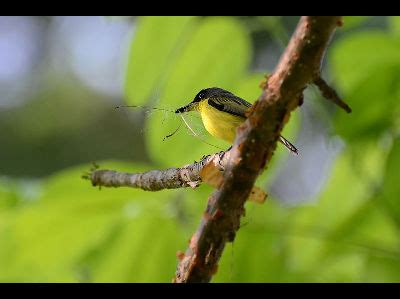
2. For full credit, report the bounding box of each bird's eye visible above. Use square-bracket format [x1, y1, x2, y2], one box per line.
[194, 89, 208, 102]
[194, 91, 204, 101]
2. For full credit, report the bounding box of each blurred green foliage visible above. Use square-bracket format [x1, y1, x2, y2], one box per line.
[0, 82, 148, 177]
[1, 16, 400, 282]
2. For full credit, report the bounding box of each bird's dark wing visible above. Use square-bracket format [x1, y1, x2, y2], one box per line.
[208, 96, 252, 118]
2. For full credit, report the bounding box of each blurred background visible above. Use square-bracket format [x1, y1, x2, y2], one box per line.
[1, 16, 400, 282]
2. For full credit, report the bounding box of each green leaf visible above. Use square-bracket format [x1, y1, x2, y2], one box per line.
[333, 65, 400, 141]
[289, 150, 373, 234]
[315, 253, 366, 282]
[82, 178, 213, 282]
[0, 162, 185, 281]
[283, 145, 384, 272]
[330, 31, 400, 93]
[0, 180, 21, 212]
[214, 229, 289, 282]
[213, 198, 297, 282]
[146, 17, 252, 166]
[0, 161, 217, 282]
[281, 143, 400, 281]
[85, 214, 185, 282]
[328, 199, 400, 256]
[330, 31, 400, 141]
[364, 256, 400, 282]
[389, 16, 400, 36]
[125, 16, 197, 105]
[342, 16, 370, 30]
[381, 138, 400, 224]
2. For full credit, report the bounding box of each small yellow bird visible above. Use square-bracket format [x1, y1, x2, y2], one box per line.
[175, 87, 298, 155]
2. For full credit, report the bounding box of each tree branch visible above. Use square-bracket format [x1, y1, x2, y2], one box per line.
[84, 151, 267, 204]
[86, 154, 221, 190]
[174, 16, 346, 283]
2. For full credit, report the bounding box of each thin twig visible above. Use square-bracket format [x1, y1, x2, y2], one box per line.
[314, 76, 352, 113]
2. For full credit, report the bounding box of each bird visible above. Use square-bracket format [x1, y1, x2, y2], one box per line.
[175, 87, 298, 155]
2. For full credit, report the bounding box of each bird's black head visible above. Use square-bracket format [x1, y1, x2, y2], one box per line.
[175, 87, 236, 114]
[192, 87, 234, 102]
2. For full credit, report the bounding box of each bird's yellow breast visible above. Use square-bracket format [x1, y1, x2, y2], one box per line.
[198, 100, 246, 143]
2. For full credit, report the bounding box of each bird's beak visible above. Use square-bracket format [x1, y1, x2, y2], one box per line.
[175, 102, 196, 114]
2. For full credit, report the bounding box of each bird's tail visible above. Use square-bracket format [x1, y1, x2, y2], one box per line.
[279, 135, 299, 156]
